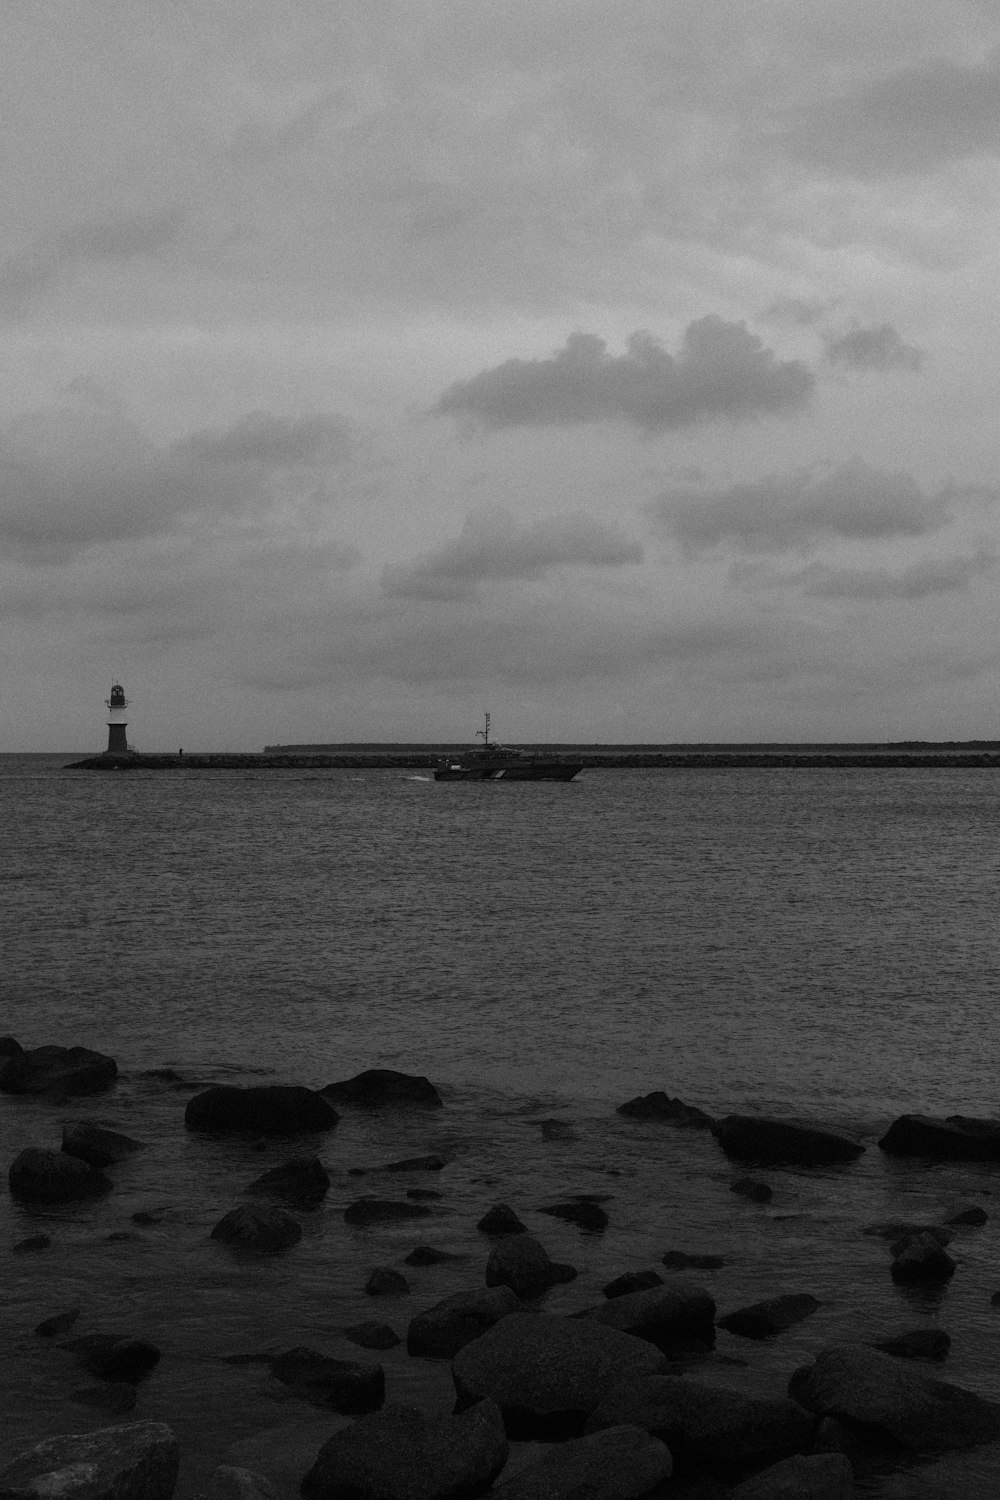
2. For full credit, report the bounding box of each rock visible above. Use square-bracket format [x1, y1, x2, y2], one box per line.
[485, 1233, 576, 1299]
[61, 1334, 160, 1382]
[587, 1280, 716, 1350]
[878, 1114, 1000, 1162]
[35, 1307, 81, 1338]
[405, 1245, 465, 1266]
[9, 1147, 112, 1202]
[731, 1177, 772, 1204]
[320, 1069, 443, 1108]
[0, 1038, 118, 1100]
[946, 1205, 988, 1226]
[617, 1091, 714, 1127]
[383, 1154, 447, 1172]
[540, 1119, 577, 1140]
[202, 1466, 280, 1500]
[492, 1423, 672, 1499]
[185, 1085, 338, 1134]
[268, 1347, 384, 1413]
[451, 1310, 668, 1439]
[477, 1204, 527, 1236]
[406, 1286, 519, 1359]
[300, 1398, 506, 1500]
[244, 1156, 330, 1206]
[71, 1383, 138, 1415]
[345, 1198, 433, 1226]
[713, 1115, 865, 1165]
[730, 1452, 855, 1498]
[788, 1343, 1000, 1450]
[586, 1373, 814, 1473]
[0, 1420, 178, 1500]
[13, 1233, 51, 1252]
[875, 1329, 951, 1361]
[210, 1204, 302, 1253]
[889, 1232, 956, 1284]
[718, 1293, 820, 1340]
[603, 1270, 664, 1299]
[61, 1121, 144, 1168]
[538, 1200, 609, 1232]
[365, 1266, 410, 1296]
[343, 1322, 401, 1351]
[661, 1251, 727, 1271]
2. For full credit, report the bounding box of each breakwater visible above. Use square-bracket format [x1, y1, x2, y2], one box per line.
[65, 748, 1000, 770]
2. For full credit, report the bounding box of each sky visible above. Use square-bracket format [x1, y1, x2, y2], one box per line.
[5, 0, 1000, 750]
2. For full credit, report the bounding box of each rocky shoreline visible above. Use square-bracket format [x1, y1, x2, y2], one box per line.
[4, 1039, 1000, 1499]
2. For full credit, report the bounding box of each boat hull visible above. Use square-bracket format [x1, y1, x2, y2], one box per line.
[434, 762, 582, 781]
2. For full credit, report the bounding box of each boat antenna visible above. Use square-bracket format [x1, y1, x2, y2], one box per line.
[477, 711, 491, 750]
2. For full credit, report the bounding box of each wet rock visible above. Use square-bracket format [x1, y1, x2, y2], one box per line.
[788, 1343, 1000, 1450]
[537, 1200, 609, 1232]
[61, 1334, 160, 1382]
[730, 1452, 855, 1498]
[406, 1286, 519, 1359]
[61, 1121, 144, 1168]
[202, 1466, 280, 1500]
[185, 1084, 338, 1134]
[946, 1205, 989, 1226]
[485, 1233, 576, 1299]
[617, 1091, 714, 1127]
[210, 1204, 302, 1253]
[451, 1310, 668, 1439]
[0, 1420, 178, 1500]
[0, 1037, 118, 1100]
[731, 1176, 773, 1204]
[268, 1347, 384, 1413]
[889, 1232, 956, 1284]
[586, 1373, 814, 1473]
[13, 1233, 52, 1252]
[345, 1198, 433, 1226]
[603, 1269, 663, 1299]
[35, 1307, 80, 1338]
[9, 1147, 112, 1202]
[587, 1280, 716, 1350]
[320, 1068, 443, 1108]
[477, 1204, 527, 1236]
[714, 1115, 865, 1165]
[875, 1328, 951, 1361]
[405, 1245, 466, 1266]
[244, 1156, 330, 1207]
[493, 1423, 672, 1499]
[342, 1321, 401, 1351]
[300, 1398, 506, 1500]
[878, 1113, 1000, 1162]
[71, 1382, 139, 1415]
[661, 1250, 727, 1271]
[718, 1293, 820, 1340]
[365, 1266, 410, 1296]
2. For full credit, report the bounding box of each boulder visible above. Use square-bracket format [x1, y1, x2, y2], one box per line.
[878, 1114, 1000, 1162]
[61, 1122, 144, 1168]
[616, 1091, 714, 1127]
[268, 1348, 384, 1413]
[492, 1423, 672, 1499]
[587, 1279, 716, 1349]
[345, 1199, 433, 1226]
[718, 1293, 820, 1340]
[300, 1398, 507, 1500]
[0, 1420, 178, 1500]
[210, 1205, 302, 1253]
[70, 1383, 138, 1416]
[477, 1204, 527, 1236]
[185, 1085, 338, 1134]
[9, 1147, 112, 1202]
[874, 1329, 951, 1361]
[485, 1233, 576, 1299]
[320, 1069, 443, 1108]
[244, 1156, 330, 1206]
[343, 1322, 401, 1351]
[586, 1374, 814, 1473]
[788, 1343, 1000, 1450]
[713, 1115, 865, 1165]
[731, 1177, 773, 1204]
[365, 1266, 410, 1296]
[406, 1286, 519, 1359]
[0, 1038, 118, 1100]
[890, 1232, 956, 1285]
[603, 1270, 663, 1299]
[730, 1452, 855, 1498]
[61, 1334, 160, 1382]
[451, 1310, 668, 1439]
[537, 1200, 608, 1232]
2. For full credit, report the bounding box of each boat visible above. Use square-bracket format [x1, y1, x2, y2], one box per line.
[434, 713, 583, 781]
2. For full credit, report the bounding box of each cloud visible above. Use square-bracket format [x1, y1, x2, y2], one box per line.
[649, 459, 951, 555]
[823, 322, 925, 373]
[433, 319, 814, 434]
[382, 505, 643, 601]
[764, 297, 838, 327]
[177, 411, 358, 468]
[757, 548, 996, 600]
[0, 209, 184, 309]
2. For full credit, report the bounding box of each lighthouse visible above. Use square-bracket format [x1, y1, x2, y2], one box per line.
[105, 682, 130, 754]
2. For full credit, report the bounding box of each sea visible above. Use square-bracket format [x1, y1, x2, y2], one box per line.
[3, 753, 1000, 1495]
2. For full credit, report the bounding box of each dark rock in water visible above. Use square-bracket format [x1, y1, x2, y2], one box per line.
[586, 1373, 814, 1473]
[406, 1187, 443, 1200]
[718, 1294, 820, 1340]
[991, 1290, 1000, 1307]
[493, 1424, 672, 1499]
[9, 1147, 112, 1202]
[788, 1343, 1000, 1450]
[365, 1265, 410, 1296]
[320, 1068, 443, 1109]
[603, 1269, 663, 1299]
[71, 1382, 139, 1415]
[539, 1118, 577, 1140]
[61, 1121, 144, 1168]
[713, 1114, 864, 1165]
[406, 1286, 519, 1359]
[946, 1204, 989, 1226]
[729, 1452, 854, 1498]
[0, 1037, 118, 1100]
[878, 1113, 1000, 1161]
[210, 1204, 302, 1253]
[587, 1280, 716, 1350]
[485, 1233, 575, 1299]
[342, 1321, 401, 1351]
[864, 1221, 953, 1245]
[35, 1308, 81, 1338]
[662, 1250, 727, 1271]
[617, 1091, 714, 1128]
[345, 1198, 433, 1226]
[300, 1398, 507, 1500]
[268, 1347, 384, 1413]
[244, 1156, 330, 1206]
[537, 1200, 609, 1232]
[890, 1231, 956, 1284]
[478, 1203, 527, 1236]
[875, 1328, 951, 1361]
[61, 1334, 161, 1382]
[384, 1153, 447, 1172]
[0, 1419, 179, 1500]
[13, 1233, 52, 1253]
[731, 1176, 773, 1204]
[185, 1084, 338, 1134]
[404, 1244, 466, 1266]
[451, 1312, 668, 1440]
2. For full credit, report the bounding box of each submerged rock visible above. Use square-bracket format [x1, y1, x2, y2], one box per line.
[0, 1420, 178, 1500]
[617, 1091, 714, 1127]
[406, 1286, 519, 1359]
[268, 1347, 384, 1413]
[320, 1069, 443, 1109]
[587, 1279, 716, 1350]
[244, 1156, 330, 1206]
[0, 1037, 118, 1100]
[485, 1233, 576, 1299]
[35, 1307, 81, 1338]
[875, 1328, 951, 1362]
[61, 1333, 160, 1382]
[731, 1177, 773, 1204]
[210, 1204, 302, 1253]
[661, 1250, 727, 1270]
[718, 1293, 820, 1340]
[185, 1085, 338, 1134]
[477, 1204, 527, 1237]
[878, 1114, 1000, 1162]
[404, 1245, 466, 1266]
[730, 1451, 855, 1498]
[889, 1232, 956, 1284]
[714, 1114, 865, 1165]
[9, 1147, 112, 1202]
[345, 1198, 433, 1226]
[61, 1121, 144, 1168]
[493, 1423, 672, 1499]
[537, 1200, 609, 1232]
[603, 1269, 664, 1299]
[342, 1321, 401, 1351]
[365, 1266, 410, 1296]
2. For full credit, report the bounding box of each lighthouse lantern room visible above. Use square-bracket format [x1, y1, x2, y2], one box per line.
[105, 682, 130, 754]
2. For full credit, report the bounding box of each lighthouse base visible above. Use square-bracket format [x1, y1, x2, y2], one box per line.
[106, 724, 129, 754]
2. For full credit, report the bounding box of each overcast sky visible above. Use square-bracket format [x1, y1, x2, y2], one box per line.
[6, 0, 1000, 749]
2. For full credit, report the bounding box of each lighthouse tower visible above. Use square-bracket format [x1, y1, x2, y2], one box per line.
[105, 682, 130, 754]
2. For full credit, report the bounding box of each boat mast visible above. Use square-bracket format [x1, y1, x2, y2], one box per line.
[477, 711, 491, 751]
